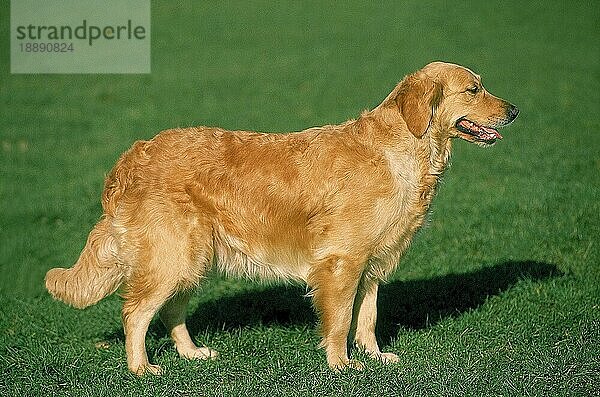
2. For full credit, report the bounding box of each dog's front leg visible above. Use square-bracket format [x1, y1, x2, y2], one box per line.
[308, 256, 365, 371]
[351, 277, 399, 364]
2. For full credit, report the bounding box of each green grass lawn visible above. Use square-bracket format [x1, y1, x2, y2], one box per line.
[1, 0, 599, 396]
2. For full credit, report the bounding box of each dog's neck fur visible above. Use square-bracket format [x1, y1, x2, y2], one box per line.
[353, 106, 452, 279]
[362, 100, 453, 182]
[425, 127, 452, 176]
[417, 127, 452, 208]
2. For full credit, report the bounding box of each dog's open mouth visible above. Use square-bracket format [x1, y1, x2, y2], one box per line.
[455, 117, 503, 144]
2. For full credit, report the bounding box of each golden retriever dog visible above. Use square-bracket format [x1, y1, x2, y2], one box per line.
[45, 61, 518, 375]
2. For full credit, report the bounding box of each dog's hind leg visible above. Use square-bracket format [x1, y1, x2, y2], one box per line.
[159, 290, 218, 361]
[120, 215, 208, 375]
[122, 269, 175, 376]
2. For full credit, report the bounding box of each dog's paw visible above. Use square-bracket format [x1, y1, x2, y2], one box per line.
[376, 352, 400, 364]
[346, 359, 365, 371]
[134, 363, 163, 376]
[357, 345, 400, 364]
[180, 346, 219, 361]
[331, 358, 365, 372]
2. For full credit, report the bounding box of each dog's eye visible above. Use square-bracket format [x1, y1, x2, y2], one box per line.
[466, 86, 479, 94]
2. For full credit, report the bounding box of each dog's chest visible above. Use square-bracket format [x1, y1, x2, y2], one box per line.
[377, 174, 436, 245]
[369, 149, 443, 275]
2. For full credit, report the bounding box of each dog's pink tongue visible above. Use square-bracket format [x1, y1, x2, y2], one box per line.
[482, 125, 503, 140]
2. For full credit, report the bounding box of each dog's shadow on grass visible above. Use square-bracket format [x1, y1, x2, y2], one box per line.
[104, 260, 561, 347]
[182, 260, 561, 343]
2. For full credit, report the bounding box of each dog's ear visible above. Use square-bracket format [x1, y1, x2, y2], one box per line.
[396, 73, 443, 138]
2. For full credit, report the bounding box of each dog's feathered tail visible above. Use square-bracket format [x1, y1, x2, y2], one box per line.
[45, 216, 124, 308]
[45, 140, 147, 308]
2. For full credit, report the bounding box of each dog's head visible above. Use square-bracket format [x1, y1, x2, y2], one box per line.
[396, 62, 519, 146]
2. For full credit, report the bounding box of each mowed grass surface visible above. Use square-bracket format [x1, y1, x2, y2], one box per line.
[1, 1, 599, 396]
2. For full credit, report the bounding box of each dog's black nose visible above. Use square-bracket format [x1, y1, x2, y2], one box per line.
[508, 104, 519, 121]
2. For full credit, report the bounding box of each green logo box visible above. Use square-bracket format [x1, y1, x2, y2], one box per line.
[11, 0, 150, 74]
